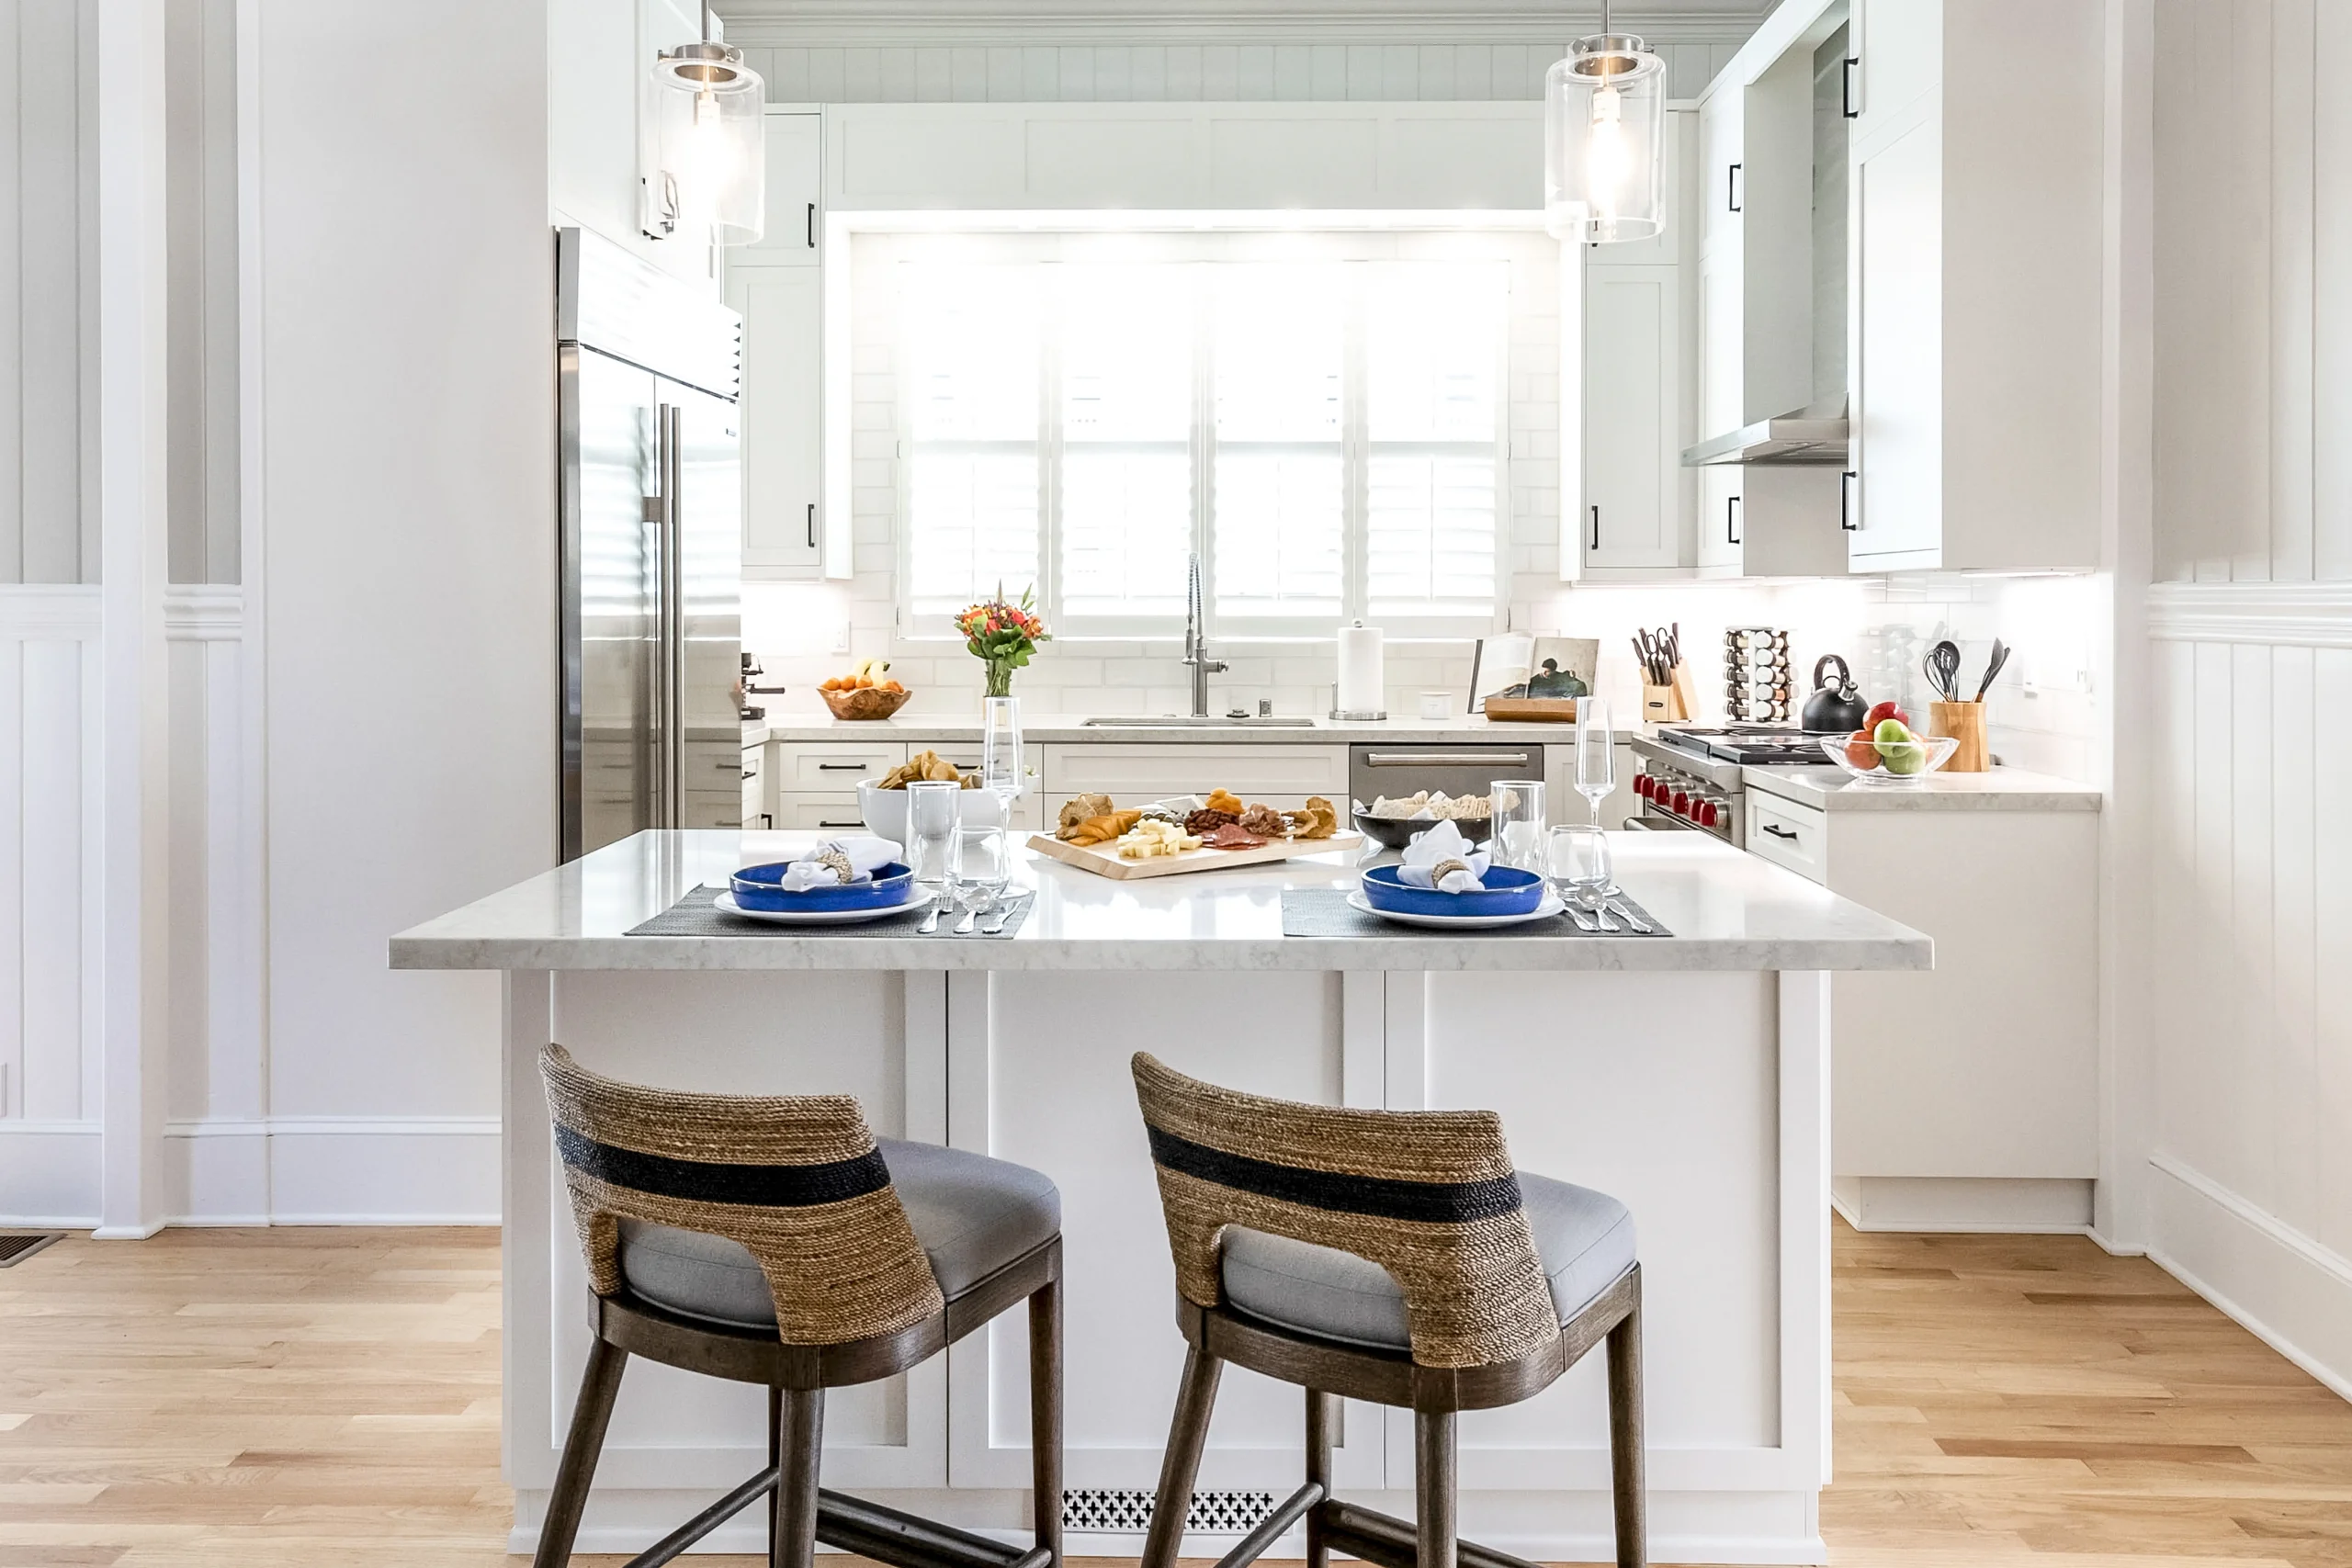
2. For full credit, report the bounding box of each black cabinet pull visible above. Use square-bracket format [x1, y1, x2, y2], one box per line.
[807, 202, 817, 248]
[817, 818, 861, 829]
[759, 813, 774, 829]
[1727, 163, 1742, 212]
[807, 502, 817, 548]
[816, 761, 867, 771]
[1761, 823, 1799, 841]
[1840, 470, 1858, 531]
[1589, 504, 1600, 550]
[1726, 495, 1743, 546]
[1842, 57, 1860, 118]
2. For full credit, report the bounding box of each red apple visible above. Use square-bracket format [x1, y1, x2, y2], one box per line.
[1865, 700, 1910, 729]
[1845, 735, 1882, 770]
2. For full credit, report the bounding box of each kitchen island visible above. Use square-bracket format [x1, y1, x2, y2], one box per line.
[391, 830, 1928, 1565]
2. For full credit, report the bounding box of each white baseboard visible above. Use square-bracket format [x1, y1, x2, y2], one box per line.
[162, 1116, 503, 1225]
[2148, 1154, 2352, 1404]
[1831, 1175, 2094, 1234]
[0, 1121, 103, 1225]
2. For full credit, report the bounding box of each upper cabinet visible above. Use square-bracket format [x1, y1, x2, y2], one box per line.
[1844, 0, 2102, 571]
[729, 110, 842, 581]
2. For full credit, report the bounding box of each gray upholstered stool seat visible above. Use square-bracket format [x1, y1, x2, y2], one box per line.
[620, 1140, 1062, 1330]
[1220, 1172, 1634, 1352]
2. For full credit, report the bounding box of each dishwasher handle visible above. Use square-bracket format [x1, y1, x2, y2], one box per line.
[1362, 751, 1533, 768]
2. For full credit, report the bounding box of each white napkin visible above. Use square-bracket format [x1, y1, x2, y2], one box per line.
[1396, 819, 1490, 895]
[774, 835, 902, 891]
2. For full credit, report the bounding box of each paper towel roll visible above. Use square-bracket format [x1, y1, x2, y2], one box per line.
[1336, 621, 1385, 716]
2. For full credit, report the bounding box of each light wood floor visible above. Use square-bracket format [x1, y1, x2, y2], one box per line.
[3, 1222, 2349, 1566]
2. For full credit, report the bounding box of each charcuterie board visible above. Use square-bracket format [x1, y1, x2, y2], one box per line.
[1026, 830, 1363, 881]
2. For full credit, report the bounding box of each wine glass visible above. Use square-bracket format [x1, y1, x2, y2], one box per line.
[1575, 697, 1615, 827]
[979, 696, 1023, 894]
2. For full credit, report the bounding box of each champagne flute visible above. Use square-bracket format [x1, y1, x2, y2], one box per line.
[979, 696, 1023, 895]
[1575, 697, 1616, 828]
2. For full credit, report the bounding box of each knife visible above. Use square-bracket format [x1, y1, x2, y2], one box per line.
[1606, 895, 1654, 934]
[980, 895, 1026, 936]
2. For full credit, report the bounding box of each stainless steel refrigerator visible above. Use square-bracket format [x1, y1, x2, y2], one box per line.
[557, 227, 743, 863]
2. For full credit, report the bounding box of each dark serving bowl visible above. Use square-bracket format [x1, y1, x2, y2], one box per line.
[1352, 809, 1496, 852]
[729, 860, 916, 912]
[1360, 863, 1543, 917]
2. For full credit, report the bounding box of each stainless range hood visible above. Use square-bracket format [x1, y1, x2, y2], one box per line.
[1681, 397, 1849, 467]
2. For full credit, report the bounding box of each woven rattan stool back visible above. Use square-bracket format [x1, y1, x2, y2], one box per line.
[540, 1044, 944, 1347]
[1130, 1052, 1555, 1370]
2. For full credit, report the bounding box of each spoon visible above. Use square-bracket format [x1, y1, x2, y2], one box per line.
[953, 885, 993, 935]
[1973, 638, 2010, 701]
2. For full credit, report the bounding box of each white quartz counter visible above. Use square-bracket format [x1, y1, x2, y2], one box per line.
[753, 713, 1596, 745]
[390, 828, 1928, 975]
[1742, 763, 2102, 812]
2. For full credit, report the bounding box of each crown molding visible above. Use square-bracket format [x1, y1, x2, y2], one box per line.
[714, 0, 1770, 47]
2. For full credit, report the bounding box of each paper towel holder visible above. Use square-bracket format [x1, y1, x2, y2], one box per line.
[1329, 684, 1388, 722]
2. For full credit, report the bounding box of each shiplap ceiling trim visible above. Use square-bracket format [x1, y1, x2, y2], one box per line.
[715, 0, 1770, 45]
[2145, 581, 2352, 649]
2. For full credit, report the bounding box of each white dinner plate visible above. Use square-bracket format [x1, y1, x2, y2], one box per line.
[1344, 888, 1567, 931]
[712, 889, 933, 926]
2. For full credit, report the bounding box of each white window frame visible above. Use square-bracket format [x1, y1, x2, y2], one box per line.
[893, 235, 1513, 644]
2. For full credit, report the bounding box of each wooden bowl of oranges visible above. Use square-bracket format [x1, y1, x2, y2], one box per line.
[819, 660, 911, 721]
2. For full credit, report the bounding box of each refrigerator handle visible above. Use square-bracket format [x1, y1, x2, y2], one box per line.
[656, 402, 686, 829]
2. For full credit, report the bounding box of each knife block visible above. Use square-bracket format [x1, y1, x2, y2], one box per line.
[1928, 700, 1989, 772]
[1643, 668, 1693, 724]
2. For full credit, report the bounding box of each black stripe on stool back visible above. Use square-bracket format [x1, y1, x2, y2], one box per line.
[540, 1043, 944, 1347]
[1131, 1051, 1556, 1371]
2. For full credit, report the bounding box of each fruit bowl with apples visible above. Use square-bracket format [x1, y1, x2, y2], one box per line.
[1820, 703, 1960, 784]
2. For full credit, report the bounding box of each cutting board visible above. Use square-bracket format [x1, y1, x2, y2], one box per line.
[1027, 830, 1363, 881]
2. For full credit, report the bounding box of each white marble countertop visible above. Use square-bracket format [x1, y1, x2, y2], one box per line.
[390, 829, 1928, 975]
[1742, 764, 2102, 812]
[752, 714, 1600, 746]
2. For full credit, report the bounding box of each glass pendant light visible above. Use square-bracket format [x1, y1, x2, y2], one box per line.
[647, 1, 765, 246]
[1544, 2, 1666, 244]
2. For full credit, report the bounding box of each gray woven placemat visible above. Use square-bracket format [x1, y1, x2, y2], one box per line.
[627, 886, 1033, 939]
[1280, 887, 1671, 938]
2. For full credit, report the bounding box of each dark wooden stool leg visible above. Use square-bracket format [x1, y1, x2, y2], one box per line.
[535, 1336, 628, 1568]
[775, 1387, 824, 1568]
[1305, 1389, 1334, 1568]
[1414, 1410, 1456, 1568]
[1027, 1273, 1064, 1565]
[1605, 1293, 1647, 1568]
[767, 1382, 784, 1562]
[1139, 1344, 1223, 1568]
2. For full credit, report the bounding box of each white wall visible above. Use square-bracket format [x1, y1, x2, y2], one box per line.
[241, 0, 555, 1221]
[2115, 0, 2352, 1395]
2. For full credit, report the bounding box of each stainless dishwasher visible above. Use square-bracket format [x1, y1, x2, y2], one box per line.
[1348, 744, 1543, 807]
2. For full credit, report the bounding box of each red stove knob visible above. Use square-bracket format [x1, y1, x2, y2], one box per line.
[1671, 790, 1690, 815]
[1635, 774, 1655, 800]
[1700, 801, 1721, 828]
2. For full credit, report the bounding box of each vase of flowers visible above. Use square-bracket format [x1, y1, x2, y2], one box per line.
[955, 585, 1049, 699]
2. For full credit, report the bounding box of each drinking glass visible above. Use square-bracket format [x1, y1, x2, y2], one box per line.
[905, 780, 963, 904]
[979, 697, 1023, 893]
[1575, 697, 1615, 826]
[1489, 779, 1547, 872]
[1546, 823, 1612, 908]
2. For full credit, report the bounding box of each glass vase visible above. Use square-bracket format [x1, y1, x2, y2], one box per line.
[983, 660, 1014, 698]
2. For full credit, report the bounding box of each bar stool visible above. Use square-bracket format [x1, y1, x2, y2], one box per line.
[1128, 1052, 1645, 1568]
[533, 1044, 1064, 1568]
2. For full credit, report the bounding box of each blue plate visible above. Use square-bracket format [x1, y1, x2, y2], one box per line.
[1360, 863, 1544, 918]
[729, 861, 917, 913]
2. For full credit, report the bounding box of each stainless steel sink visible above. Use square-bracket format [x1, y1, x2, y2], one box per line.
[1080, 715, 1319, 728]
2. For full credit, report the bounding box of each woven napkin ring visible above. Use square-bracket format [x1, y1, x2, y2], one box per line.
[814, 847, 854, 884]
[1430, 857, 1471, 885]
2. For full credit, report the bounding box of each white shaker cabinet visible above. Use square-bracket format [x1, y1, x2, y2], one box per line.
[735, 109, 822, 266]
[1844, 0, 2102, 571]
[1579, 265, 1681, 570]
[729, 265, 823, 576]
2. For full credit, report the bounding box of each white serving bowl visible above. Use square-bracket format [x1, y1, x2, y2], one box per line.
[857, 781, 1004, 845]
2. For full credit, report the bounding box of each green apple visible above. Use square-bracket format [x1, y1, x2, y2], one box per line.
[1874, 718, 1926, 774]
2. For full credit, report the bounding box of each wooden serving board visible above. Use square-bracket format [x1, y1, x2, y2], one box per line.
[1481, 696, 1580, 723]
[1027, 830, 1363, 880]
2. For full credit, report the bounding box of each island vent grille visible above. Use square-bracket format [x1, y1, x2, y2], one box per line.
[1063, 1489, 1276, 1535]
[0, 1234, 61, 1268]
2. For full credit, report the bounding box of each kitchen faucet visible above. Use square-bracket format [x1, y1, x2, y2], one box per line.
[1182, 551, 1226, 718]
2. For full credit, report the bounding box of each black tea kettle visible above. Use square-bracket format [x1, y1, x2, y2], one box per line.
[1801, 654, 1869, 733]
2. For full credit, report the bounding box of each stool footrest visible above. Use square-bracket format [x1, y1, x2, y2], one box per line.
[1213, 1481, 1326, 1568]
[1320, 1500, 1543, 1568]
[818, 1487, 1034, 1568]
[622, 1463, 779, 1568]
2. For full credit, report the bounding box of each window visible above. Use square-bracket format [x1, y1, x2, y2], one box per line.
[900, 249, 1509, 637]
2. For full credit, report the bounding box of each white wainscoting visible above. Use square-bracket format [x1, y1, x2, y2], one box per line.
[2145, 582, 2352, 1398]
[0, 585, 104, 1224]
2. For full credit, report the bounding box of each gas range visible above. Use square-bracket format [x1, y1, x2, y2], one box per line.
[1626, 725, 1832, 841]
